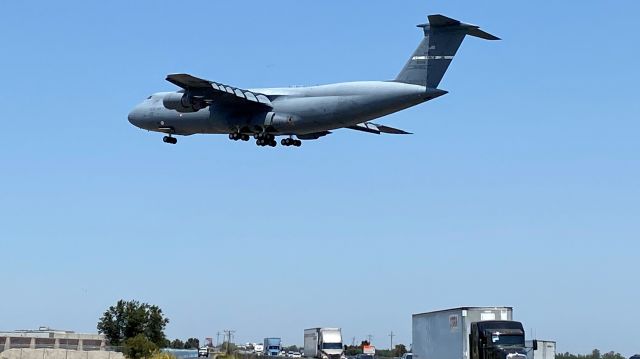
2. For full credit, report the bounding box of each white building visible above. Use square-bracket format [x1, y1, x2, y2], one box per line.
[0, 327, 107, 352]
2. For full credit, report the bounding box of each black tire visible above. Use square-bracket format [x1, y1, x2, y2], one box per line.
[270, 140, 277, 147]
[281, 139, 287, 146]
[294, 140, 301, 147]
[242, 134, 250, 141]
[229, 133, 234, 140]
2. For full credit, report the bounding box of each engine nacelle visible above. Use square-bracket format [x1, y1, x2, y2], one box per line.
[162, 92, 206, 113]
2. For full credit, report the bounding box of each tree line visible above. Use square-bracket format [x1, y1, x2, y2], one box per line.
[557, 350, 628, 359]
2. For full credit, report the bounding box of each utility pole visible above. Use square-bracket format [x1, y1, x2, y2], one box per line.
[223, 330, 236, 354]
[216, 332, 221, 348]
[389, 331, 395, 351]
[351, 337, 356, 347]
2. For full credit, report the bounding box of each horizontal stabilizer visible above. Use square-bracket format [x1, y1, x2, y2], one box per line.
[421, 14, 500, 40]
[347, 122, 412, 135]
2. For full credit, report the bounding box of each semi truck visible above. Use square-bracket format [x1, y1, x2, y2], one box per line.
[303, 328, 343, 359]
[413, 307, 528, 359]
[264, 338, 282, 357]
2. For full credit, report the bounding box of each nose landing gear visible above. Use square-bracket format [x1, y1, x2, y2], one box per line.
[162, 136, 177, 144]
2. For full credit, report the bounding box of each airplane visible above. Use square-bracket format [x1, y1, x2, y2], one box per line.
[128, 14, 499, 147]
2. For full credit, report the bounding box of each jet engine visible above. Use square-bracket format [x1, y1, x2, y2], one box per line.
[162, 92, 206, 113]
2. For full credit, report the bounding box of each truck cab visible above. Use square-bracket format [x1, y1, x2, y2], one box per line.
[469, 321, 527, 359]
[254, 344, 264, 355]
[264, 338, 282, 357]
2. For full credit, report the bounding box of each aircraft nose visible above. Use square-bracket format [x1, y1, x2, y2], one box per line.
[128, 106, 143, 127]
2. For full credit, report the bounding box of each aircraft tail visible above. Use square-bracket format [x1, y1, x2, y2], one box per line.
[395, 14, 500, 88]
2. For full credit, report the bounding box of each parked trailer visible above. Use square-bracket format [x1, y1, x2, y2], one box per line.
[413, 307, 518, 359]
[304, 328, 343, 359]
[526, 341, 556, 359]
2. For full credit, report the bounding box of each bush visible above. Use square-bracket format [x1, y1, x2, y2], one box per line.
[150, 352, 177, 359]
[124, 334, 158, 359]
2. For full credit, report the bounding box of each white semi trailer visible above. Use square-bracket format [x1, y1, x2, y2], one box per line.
[526, 341, 556, 359]
[304, 328, 343, 359]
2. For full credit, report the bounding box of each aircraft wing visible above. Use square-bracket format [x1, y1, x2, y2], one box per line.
[166, 73, 273, 110]
[346, 122, 412, 135]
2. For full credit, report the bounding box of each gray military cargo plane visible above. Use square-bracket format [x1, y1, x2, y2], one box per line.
[128, 14, 499, 147]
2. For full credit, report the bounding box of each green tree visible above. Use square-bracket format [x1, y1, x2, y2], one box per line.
[124, 334, 158, 359]
[602, 352, 625, 359]
[556, 349, 626, 359]
[184, 338, 200, 349]
[170, 340, 185, 349]
[394, 344, 408, 357]
[97, 299, 170, 347]
[344, 346, 362, 356]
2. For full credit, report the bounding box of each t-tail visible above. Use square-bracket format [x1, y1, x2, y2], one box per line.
[395, 14, 500, 88]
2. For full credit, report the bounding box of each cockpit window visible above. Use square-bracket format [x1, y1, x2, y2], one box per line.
[146, 95, 153, 99]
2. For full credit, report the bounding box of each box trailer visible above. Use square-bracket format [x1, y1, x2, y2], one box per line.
[304, 328, 343, 359]
[526, 341, 556, 359]
[413, 307, 514, 359]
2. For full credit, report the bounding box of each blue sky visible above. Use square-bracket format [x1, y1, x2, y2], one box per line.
[0, 0, 638, 356]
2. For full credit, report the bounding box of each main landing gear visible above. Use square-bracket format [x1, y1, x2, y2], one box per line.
[281, 138, 301, 147]
[226, 132, 302, 148]
[162, 136, 177, 144]
[255, 133, 277, 147]
[229, 133, 250, 142]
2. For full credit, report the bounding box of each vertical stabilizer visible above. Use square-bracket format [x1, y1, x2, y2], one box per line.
[395, 14, 500, 88]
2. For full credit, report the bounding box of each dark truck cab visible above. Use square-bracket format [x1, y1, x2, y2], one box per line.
[470, 321, 528, 359]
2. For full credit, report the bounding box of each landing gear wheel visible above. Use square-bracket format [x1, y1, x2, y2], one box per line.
[229, 133, 235, 140]
[281, 139, 288, 146]
[269, 140, 277, 147]
[293, 139, 301, 147]
[163, 136, 177, 144]
[241, 134, 250, 141]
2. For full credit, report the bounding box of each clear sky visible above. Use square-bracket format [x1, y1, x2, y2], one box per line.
[1, 0, 638, 356]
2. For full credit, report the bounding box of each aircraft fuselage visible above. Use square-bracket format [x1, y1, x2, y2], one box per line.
[128, 81, 445, 137]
